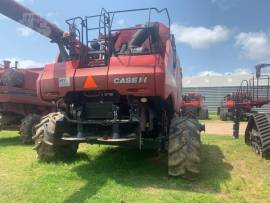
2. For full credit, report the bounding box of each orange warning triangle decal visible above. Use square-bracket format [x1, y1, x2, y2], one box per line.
[83, 75, 97, 89]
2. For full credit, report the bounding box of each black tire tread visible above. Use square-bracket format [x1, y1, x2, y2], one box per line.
[19, 114, 41, 144]
[33, 112, 78, 161]
[168, 116, 201, 176]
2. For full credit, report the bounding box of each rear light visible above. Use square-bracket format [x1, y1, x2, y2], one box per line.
[140, 97, 148, 103]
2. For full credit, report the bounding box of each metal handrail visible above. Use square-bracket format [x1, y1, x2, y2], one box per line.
[64, 7, 170, 66]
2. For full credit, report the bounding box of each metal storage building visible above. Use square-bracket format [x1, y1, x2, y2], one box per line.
[183, 74, 270, 113]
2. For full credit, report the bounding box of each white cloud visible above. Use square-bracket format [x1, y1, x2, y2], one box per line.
[2, 58, 44, 68]
[171, 24, 229, 49]
[232, 68, 251, 75]
[235, 32, 270, 61]
[16, 26, 36, 37]
[18, 59, 44, 68]
[197, 68, 251, 76]
[198, 70, 222, 76]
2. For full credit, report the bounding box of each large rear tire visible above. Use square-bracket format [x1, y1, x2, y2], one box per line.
[199, 107, 208, 120]
[168, 116, 201, 176]
[220, 108, 228, 121]
[20, 114, 41, 144]
[33, 112, 78, 161]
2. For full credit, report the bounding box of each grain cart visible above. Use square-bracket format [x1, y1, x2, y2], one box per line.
[181, 93, 208, 119]
[0, 0, 204, 176]
[0, 60, 54, 143]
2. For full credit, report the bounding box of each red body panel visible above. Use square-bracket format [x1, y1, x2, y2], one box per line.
[224, 99, 236, 109]
[181, 99, 202, 108]
[162, 40, 182, 110]
[0, 67, 54, 116]
[180, 93, 203, 108]
[21, 68, 43, 90]
[108, 55, 156, 96]
[38, 61, 77, 100]
[38, 22, 182, 113]
[75, 66, 108, 91]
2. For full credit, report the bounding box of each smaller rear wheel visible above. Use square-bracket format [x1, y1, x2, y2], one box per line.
[33, 112, 78, 161]
[199, 108, 208, 120]
[20, 114, 41, 144]
[220, 108, 228, 121]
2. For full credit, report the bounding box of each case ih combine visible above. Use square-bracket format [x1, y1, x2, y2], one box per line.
[181, 93, 208, 119]
[232, 64, 270, 158]
[0, 0, 204, 176]
[218, 91, 254, 121]
[0, 60, 54, 143]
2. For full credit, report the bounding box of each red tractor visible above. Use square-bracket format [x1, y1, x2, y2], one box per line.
[181, 93, 208, 119]
[0, 0, 204, 176]
[0, 60, 54, 143]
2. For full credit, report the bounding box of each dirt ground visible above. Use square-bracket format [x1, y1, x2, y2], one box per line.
[201, 120, 247, 136]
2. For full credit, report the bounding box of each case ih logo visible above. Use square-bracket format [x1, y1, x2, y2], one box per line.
[113, 76, 148, 84]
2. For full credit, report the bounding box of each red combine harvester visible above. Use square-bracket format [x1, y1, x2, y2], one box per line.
[0, 60, 54, 143]
[181, 93, 208, 119]
[218, 91, 255, 121]
[0, 0, 204, 176]
[232, 64, 270, 158]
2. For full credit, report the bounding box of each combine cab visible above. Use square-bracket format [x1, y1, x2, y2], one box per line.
[181, 93, 208, 119]
[0, 60, 54, 143]
[0, 1, 204, 176]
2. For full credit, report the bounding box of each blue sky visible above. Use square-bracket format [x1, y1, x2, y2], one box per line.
[1, 0, 270, 76]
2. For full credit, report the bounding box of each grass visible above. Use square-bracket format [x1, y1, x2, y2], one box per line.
[199, 112, 219, 122]
[208, 112, 219, 120]
[0, 131, 270, 202]
[202, 112, 220, 121]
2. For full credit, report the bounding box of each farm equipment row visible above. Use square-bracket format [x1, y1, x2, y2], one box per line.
[218, 92, 255, 121]
[231, 64, 270, 158]
[0, 0, 204, 176]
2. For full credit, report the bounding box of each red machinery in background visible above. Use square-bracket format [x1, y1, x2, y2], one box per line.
[218, 91, 255, 121]
[232, 64, 270, 158]
[181, 93, 208, 119]
[0, 60, 54, 143]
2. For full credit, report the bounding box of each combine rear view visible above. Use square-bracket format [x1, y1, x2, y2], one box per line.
[0, 0, 204, 176]
[218, 92, 255, 121]
[181, 93, 208, 119]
